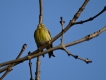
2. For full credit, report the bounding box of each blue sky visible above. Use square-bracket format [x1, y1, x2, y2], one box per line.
[0, 0, 106, 80]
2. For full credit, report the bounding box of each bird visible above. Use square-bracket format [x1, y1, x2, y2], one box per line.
[34, 23, 55, 58]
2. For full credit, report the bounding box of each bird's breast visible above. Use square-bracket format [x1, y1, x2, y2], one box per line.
[35, 28, 51, 46]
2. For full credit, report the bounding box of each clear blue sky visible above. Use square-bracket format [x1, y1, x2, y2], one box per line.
[0, 0, 106, 80]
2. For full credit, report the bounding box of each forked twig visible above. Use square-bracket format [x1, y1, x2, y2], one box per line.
[0, 44, 27, 80]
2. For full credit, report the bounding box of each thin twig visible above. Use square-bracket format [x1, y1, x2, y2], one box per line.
[60, 17, 71, 56]
[74, 6, 106, 25]
[0, 44, 27, 80]
[60, 17, 65, 44]
[35, 57, 40, 80]
[65, 26, 106, 47]
[62, 47, 92, 64]
[28, 52, 34, 80]
[39, 0, 43, 23]
[60, 43, 91, 63]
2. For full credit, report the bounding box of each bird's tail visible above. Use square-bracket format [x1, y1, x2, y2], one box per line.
[41, 49, 55, 58]
[47, 44, 55, 58]
[48, 51, 55, 58]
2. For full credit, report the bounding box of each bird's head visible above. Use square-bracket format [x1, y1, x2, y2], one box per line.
[37, 23, 44, 28]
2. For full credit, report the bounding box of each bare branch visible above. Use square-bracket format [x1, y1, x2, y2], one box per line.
[0, 44, 27, 80]
[60, 17, 65, 44]
[51, 0, 89, 43]
[28, 52, 34, 80]
[35, 57, 40, 80]
[74, 6, 106, 25]
[65, 26, 106, 47]
[39, 0, 43, 23]
[60, 44, 71, 56]
[61, 44, 92, 64]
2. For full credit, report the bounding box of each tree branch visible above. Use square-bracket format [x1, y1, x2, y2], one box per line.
[0, 44, 27, 80]
[60, 17, 65, 44]
[74, 6, 106, 25]
[35, 56, 40, 80]
[51, 0, 90, 43]
[28, 52, 34, 80]
[0, 26, 105, 69]
[39, 0, 43, 23]
[65, 26, 106, 47]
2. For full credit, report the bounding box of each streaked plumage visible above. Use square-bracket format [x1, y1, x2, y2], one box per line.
[34, 23, 55, 58]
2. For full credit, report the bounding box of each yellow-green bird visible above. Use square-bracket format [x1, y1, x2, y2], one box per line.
[34, 23, 55, 58]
